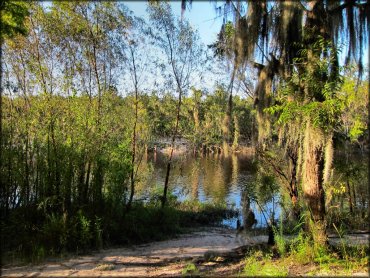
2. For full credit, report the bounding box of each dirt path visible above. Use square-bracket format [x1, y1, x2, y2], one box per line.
[2, 228, 368, 277]
[1, 228, 264, 277]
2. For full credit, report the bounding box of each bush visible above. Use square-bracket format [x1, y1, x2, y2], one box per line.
[41, 213, 67, 254]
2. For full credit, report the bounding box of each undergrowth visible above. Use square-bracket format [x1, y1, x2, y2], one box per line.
[2, 198, 236, 264]
[242, 223, 368, 277]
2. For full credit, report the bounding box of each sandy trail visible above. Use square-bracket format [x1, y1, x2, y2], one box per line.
[2, 228, 368, 277]
[2, 228, 261, 277]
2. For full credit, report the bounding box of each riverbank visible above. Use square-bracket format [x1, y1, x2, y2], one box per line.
[1, 227, 249, 277]
[148, 137, 255, 156]
[2, 227, 368, 277]
[1, 201, 238, 266]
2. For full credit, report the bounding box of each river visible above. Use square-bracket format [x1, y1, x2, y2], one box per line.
[135, 151, 280, 229]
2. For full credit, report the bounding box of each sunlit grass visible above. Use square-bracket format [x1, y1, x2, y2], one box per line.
[241, 230, 368, 277]
[182, 262, 198, 276]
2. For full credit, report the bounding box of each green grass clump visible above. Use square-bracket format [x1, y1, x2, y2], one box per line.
[182, 262, 198, 276]
[241, 220, 368, 277]
[243, 250, 288, 277]
[241, 207, 369, 277]
[94, 264, 115, 271]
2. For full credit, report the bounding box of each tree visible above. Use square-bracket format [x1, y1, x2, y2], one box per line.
[0, 1, 29, 39]
[0, 1, 29, 204]
[1, 2, 135, 254]
[148, 2, 205, 208]
[208, 0, 368, 245]
[332, 69, 368, 216]
[121, 16, 152, 211]
[43, 2, 129, 210]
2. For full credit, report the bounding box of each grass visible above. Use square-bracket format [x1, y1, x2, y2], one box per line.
[241, 247, 367, 277]
[2, 199, 237, 264]
[94, 264, 115, 271]
[243, 250, 288, 277]
[182, 262, 199, 276]
[241, 229, 368, 277]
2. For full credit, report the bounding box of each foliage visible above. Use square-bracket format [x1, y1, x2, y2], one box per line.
[212, 0, 369, 247]
[94, 264, 115, 271]
[336, 69, 369, 144]
[182, 262, 198, 276]
[148, 2, 208, 207]
[273, 218, 287, 257]
[265, 39, 343, 131]
[0, 0, 29, 39]
[243, 230, 368, 277]
[1, 0, 368, 266]
[243, 250, 288, 277]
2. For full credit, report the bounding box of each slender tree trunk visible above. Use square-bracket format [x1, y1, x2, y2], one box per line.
[24, 135, 30, 205]
[232, 115, 239, 151]
[51, 122, 61, 205]
[161, 89, 182, 208]
[193, 98, 200, 150]
[93, 158, 104, 210]
[344, 134, 354, 213]
[288, 147, 300, 219]
[127, 117, 137, 211]
[346, 178, 353, 213]
[0, 43, 3, 206]
[63, 156, 73, 216]
[222, 92, 232, 155]
[191, 164, 199, 200]
[84, 161, 91, 205]
[78, 159, 86, 206]
[127, 88, 138, 211]
[127, 45, 140, 211]
[352, 182, 357, 211]
[47, 132, 53, 197]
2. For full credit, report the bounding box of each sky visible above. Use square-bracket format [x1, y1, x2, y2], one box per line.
[40, 1, 368, 95]
[124, 1, 224, 46]
[123, 1, 369, 85]
[122, 1, 234, 96]
[41, 1, 225, 46]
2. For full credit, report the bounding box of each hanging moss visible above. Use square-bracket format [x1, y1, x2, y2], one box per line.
[323, 134, 334, 185]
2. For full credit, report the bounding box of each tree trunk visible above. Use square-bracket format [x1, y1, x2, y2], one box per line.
[302, 124, 327, 245]
[222, 92, 233, 154]
[127, 45, 139, 212]
[162, 90, 182, 208]
[351, 182, 357, 211]
[63, 156, 73, 216]
[346, 179, 353, 213]
[93, 158, 104, 210]
[193, 96, 200, 149]
[127, 96, 138, 211]
[232, 115, 239, 151]
[288, 147, 300, 219]
[0, 46, 2, 203]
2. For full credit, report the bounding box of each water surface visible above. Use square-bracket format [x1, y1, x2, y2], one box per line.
[136, 152, 279, 228]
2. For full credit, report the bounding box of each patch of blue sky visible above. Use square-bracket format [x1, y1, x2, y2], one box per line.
[124, 1, 224, 46]
[122, 2, 234, 97]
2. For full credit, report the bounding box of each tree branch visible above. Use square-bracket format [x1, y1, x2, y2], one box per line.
[328, 1, 368, 15]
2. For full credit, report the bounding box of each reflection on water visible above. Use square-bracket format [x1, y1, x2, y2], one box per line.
[136, 152, 279, 228]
